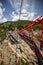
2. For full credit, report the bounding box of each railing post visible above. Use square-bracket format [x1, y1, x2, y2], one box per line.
[31, 27, 35, 46]
[40, 22, 43, 50]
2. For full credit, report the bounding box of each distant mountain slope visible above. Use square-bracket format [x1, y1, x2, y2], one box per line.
[0, 20, 32, 42]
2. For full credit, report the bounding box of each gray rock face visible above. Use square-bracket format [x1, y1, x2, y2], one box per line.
[0, 39, 39, 65]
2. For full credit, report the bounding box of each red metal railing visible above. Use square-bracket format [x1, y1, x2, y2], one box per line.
[18, 15, 43, 65]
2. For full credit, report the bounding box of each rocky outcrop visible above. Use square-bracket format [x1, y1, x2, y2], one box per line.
[0, 39, 38, 65]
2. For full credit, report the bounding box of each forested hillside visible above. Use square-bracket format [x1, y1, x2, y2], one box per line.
[0, 20, 31, 42]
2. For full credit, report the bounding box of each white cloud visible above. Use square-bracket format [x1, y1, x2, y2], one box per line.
[11, 10, 36, 21]
[0, 3, 5, 19]
[3, 8, 5, 12]
[3, 18, 7, 22]
[0, 2, 2, 7]
[0, 2, 7, 23]
[0, 7, 5, 19]
[0, 7, 3, 19]
[20, 8, 36, 20]
[20, 15, 28, 20]
[9, 0, 21, 9]
[12, 15, 19, 21]
[10, 0, 36, 21]
[0, 0, 36, 23]
[9, 0, 37, 21]
[21, 9, 27, 14]
[11, 11, 15, 16]
[0, 18, 7, 23]
[20, 12, 36, 20]
[11, 11, 19, 21]
[27, 12, 36, 20]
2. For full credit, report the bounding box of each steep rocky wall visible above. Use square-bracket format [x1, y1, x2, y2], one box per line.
[0, 40, 21, 65]
[0, 40, 38, 65]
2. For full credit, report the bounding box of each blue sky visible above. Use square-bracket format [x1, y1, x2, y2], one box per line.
[0, 0, 43, 23]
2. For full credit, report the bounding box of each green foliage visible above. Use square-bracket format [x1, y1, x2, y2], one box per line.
[33, 24, 41, 30]
[0, 20, 41, 42]
[0, 20, 31, 42]
[21, 59, 29, 65]
[0, 61, 3, 65]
